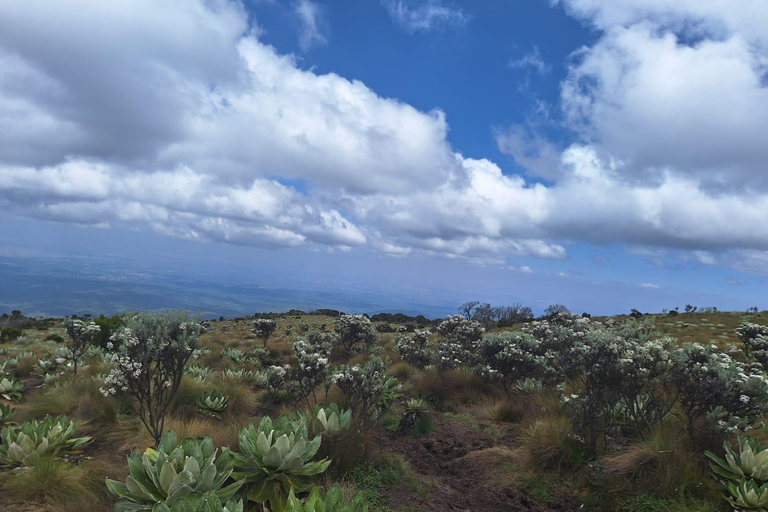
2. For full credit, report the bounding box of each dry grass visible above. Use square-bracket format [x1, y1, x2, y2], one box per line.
[408, 367, 501, 410]
[520, 414, 584, 471]
[597, 422, 720, 500]
[387, 361, 412, 380]
[19, 376, 118, 426]
[0, 456, 121, 512]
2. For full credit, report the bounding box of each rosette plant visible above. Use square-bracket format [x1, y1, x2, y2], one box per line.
[0, 415, 92, 468]
[197, 390, 229, 419]
[106, 431, 243, 511]
[707, 436, 768, 482]
[232, 415, 331, 512]
[306, 404, 351, 440]
[0, 403, 16, 426]
[0, 376, 23, 401]
[724, 480, 768, 510]
[153, 491, 243, 512]
[285, 484, 368, 512]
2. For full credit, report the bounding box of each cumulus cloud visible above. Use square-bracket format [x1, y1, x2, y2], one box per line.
[381, 0, 468, 33]
[1, 0, 768, 274]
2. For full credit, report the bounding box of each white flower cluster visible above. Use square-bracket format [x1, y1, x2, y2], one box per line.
[333, 314, 378, 353]
[394, 329, 433, 369]
[671, 342, 768, 437]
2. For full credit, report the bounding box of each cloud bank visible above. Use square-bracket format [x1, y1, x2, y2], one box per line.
[1, 0, 768, 271]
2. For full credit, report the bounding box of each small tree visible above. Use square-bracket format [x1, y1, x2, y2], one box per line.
[101, 310, 203, 444]
[252, 319, 277, 347]
[64, 318, 100, 375]
[457, 301, 480, 321]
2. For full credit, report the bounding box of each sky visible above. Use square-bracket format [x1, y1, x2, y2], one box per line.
[1, 0, 767, 318]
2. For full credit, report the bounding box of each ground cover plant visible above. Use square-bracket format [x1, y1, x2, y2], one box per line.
[2, 306, 768, 511]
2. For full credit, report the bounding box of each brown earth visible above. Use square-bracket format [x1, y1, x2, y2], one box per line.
[375, 413, 580, 512]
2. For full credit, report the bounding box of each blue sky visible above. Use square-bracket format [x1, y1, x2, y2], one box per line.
[1, 0, 767, 317]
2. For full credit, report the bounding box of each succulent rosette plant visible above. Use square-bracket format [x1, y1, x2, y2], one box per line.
[106, 431, 243, 511]
[232, 415, 330, 512]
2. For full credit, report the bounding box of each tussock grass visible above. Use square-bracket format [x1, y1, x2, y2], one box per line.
[170, 375, 211, 417]
[408, 367, 500, 410]
[213, 375, 260, 416]
[520, 414, 585, 471]
[387, 361, 412, 380]
[21, 376, 118, 425]
[13, 356, 36, 377]
[597, 422, 721, 501]
[1, 456, 120, 512]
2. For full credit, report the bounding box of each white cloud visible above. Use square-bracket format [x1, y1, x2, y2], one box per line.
[561, 25, 768, 190]
[508, 47, 551, 75]
[382, 0, 468, 33]
[640, 283, 660, 289]
[293, 0, 328, 51]
[1, 0, 768, 275]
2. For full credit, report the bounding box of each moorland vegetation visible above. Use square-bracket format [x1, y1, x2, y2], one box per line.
[1, 304, 768, 511]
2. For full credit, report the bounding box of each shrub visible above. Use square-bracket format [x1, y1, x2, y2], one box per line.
[105, 431, 243, 511]
[670, 343, 768, 441]
[333, 315, 377, 354]
[736, 322, 768, 371]
[0, 327, 24, 343]
[473, 331, 547, 394]
[252, 319, 277, 347]
[332, 356, 397, 429]
[534, 318, 674, 453]
[233, 415, 330, 512]
[101, 310, 204, 444]
[260, 364, 291, 404]
[92, 314, 122, 349]
[289, 337, 331, 406]
[64, 318, 101, 375]
[435, 315, 483, 375]
[394, 330, 433, 369]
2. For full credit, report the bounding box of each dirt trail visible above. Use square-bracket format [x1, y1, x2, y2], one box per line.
[376, 413, 580, 512]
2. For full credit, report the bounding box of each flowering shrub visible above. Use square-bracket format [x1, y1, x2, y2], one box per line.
[531, 318, 674, 452]
[260, 364, 291, 403]
[394, 330, 433, 369]
[333, 315, 377, 354]
[100, 310, 203, 444]
[64, 318, 101, 375]
[473, 331, 547, 394]
[435, 315, 483, 375]
[288, 338, 331, 405]
[737, 322, 768, 371]
[671, 343, 768, 440]
[332, 356, 395, 428]
[252, 318, 277, 347]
